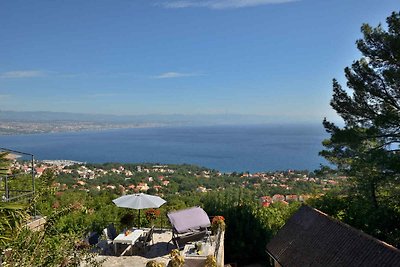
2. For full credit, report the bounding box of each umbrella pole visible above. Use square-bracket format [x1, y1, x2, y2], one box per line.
[138, 209, 140, 229]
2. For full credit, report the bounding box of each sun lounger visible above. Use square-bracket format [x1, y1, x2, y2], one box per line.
[167, 207, 211, 250]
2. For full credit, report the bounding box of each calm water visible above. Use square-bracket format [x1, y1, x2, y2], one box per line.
[0, 124, 328, 172]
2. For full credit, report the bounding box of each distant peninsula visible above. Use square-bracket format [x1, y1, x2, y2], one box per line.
[0, 121, 163, 135]
[0, 110, 286, 135]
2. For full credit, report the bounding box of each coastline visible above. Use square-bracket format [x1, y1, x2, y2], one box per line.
[0, 124, 328, 172]
[0, 121, 169, 136]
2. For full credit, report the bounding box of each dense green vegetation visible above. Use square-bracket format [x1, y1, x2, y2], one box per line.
[3, 150, 397, 265]
[202, 189, 299, 265]
[0, 169, 102, 266]
[1, 158, 320, 266]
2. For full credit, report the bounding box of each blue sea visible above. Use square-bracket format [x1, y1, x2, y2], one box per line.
[0, 124, 329, 172]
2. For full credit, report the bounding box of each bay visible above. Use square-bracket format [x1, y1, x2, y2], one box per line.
[0, 124, 329, 172]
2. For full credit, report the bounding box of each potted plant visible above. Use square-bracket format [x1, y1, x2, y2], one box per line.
[211, 216, 225, 234]
[145, 208, 160, 227]
[167, 249, 184, 267]
[195, 242, 203, 255]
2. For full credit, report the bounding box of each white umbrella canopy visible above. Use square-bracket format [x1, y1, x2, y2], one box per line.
[113, 193, 166, 209]
[112, 193, 166, 228]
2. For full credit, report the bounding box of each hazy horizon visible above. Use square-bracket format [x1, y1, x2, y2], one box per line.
[0, 109, 336, 125]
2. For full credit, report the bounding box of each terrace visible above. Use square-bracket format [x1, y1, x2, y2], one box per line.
[91, 207, 225, 267]
[95, 227, 224, 267]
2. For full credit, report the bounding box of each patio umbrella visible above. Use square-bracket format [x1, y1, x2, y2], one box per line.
[112, 193, 166, 228]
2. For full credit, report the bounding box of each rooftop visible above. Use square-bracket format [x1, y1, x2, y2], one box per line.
[266, 205, 400, 267]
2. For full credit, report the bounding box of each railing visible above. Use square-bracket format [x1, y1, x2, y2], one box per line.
[0, 148, 36, 215]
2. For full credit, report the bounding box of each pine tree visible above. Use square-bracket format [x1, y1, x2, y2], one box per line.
[321, 11, 400, 208]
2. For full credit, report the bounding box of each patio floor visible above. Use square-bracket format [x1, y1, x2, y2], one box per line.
[92, 227, 222, 267]
[96, 229, 173, 267]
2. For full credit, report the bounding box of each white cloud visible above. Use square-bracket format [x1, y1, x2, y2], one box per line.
[159, 0, 298, 9]
[153, 72, 201, 79]
[0, 70, 46, 79]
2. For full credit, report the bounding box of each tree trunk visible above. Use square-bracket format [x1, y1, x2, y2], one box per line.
[370, 181, 378, 208]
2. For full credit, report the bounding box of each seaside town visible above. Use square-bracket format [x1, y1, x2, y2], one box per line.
[3, 150, 400, 266]
[10, 159, 344, 206]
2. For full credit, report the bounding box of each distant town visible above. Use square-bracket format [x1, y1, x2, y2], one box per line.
[0, 110, 278, 135]
[0, 121, 162, 135]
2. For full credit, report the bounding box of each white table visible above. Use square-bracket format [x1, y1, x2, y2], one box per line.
[113, 229, 144, 256]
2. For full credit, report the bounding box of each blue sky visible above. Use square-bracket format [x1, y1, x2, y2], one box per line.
[0, 0, 398, 123]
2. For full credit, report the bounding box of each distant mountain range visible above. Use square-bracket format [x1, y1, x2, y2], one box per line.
[0, 110, 281, 126]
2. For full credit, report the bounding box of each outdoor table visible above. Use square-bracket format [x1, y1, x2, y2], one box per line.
[113, 229, 144, 256]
